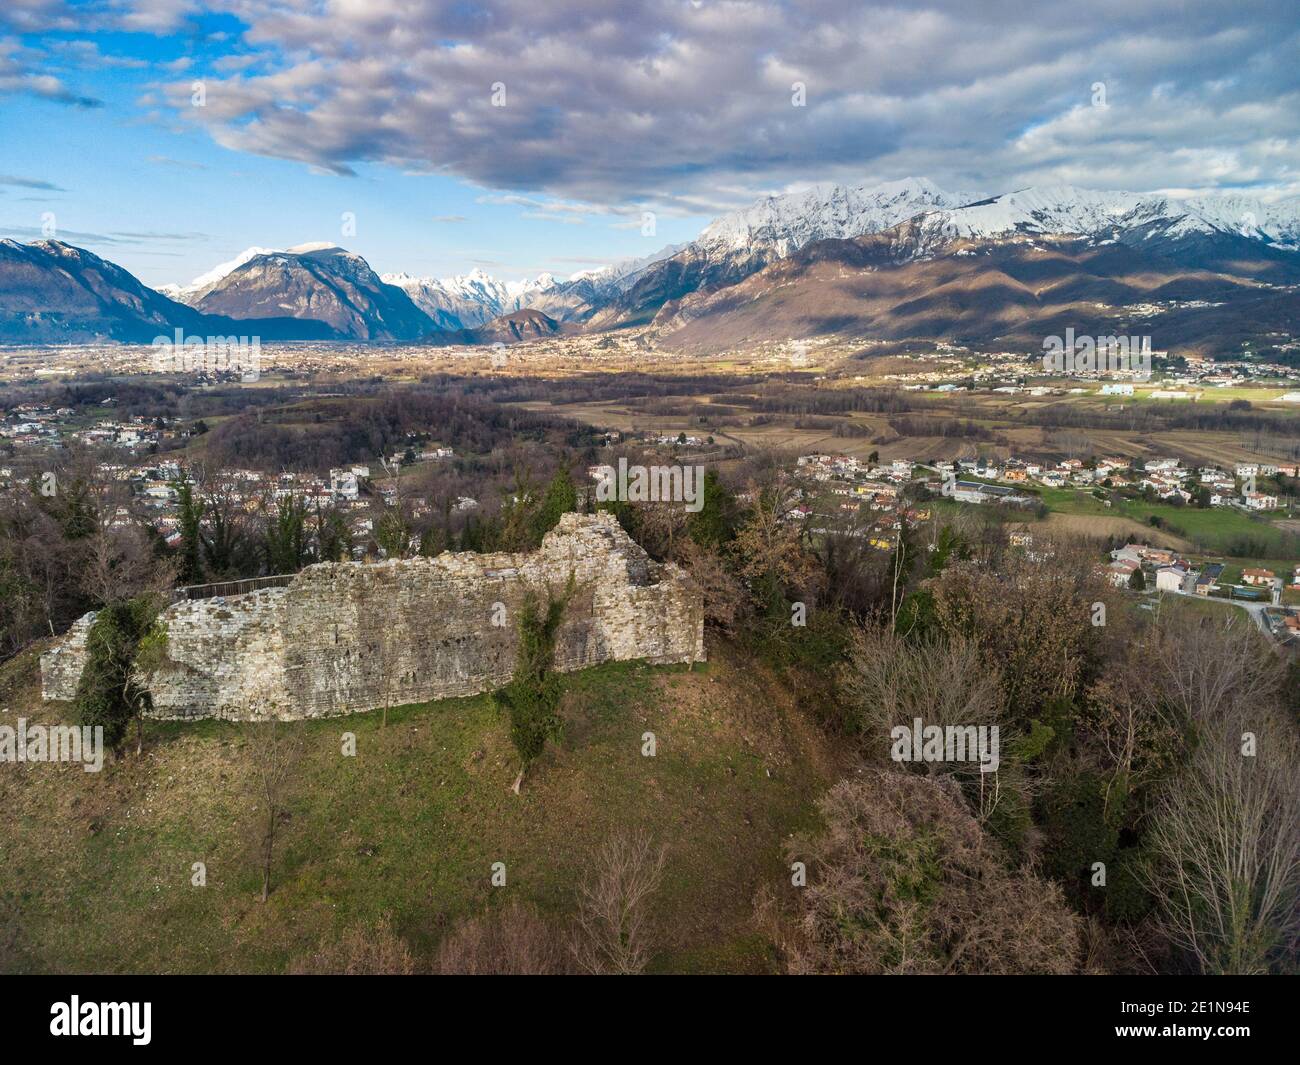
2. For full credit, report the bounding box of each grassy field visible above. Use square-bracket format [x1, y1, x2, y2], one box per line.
[1031, 487, 1298, 556]
[0, 641, 838, 974]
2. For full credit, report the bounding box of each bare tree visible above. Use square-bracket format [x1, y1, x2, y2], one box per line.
[843, 627, 1005, 756]
[674, 538, 749, 633]
[570, 830, 667, 975]
[1141, 699, 1300, 974]
[1153, 609, 1283, 725]
[437, 900, 573, 974]
[81, 525, 177, 610]
[780, 771, 1080, 975]
[249, 720, 304, 903]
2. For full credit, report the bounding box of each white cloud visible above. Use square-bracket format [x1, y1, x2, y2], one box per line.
[129, 0, 1300, 210]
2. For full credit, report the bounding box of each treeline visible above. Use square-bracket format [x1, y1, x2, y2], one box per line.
[1023, 400, 1300, 437]
[199, 392, 598, 473]
[589, 466, 1300, 975]
[887, 415, 999, 440]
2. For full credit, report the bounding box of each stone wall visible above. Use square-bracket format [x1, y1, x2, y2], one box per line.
[40, 512, 704, 720]
[39, 612, 94, 703]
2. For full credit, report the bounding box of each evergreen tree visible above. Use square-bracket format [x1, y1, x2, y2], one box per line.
[687, 470, 739, 549]
[531, 468, 578, 543]
[175, 482, 204, 585]
[418, 524, 445, 557]
[265, 495, 310, 574]
[314, 506, 351, 562]
[375, 507, 411, 559]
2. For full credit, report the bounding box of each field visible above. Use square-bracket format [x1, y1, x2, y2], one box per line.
[1029, 487, 1297, 556]
[0, 640, 839, 974]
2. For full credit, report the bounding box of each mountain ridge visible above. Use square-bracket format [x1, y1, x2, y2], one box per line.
[4, 179, 1298, 347]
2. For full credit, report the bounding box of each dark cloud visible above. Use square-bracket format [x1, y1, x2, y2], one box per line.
[133, 1, 1300, 210]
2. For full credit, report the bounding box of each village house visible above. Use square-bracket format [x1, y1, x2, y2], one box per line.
[1155, 564, 1191, 593]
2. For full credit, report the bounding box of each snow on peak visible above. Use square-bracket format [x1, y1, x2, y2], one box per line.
[912, 186, 1300, 247]
[161, 246, 277, 300]
[697, 178, 975, 255]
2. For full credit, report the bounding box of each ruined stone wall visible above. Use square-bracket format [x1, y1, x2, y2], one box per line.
[39, 612, 94, 703]
[40, 513, 705, 721]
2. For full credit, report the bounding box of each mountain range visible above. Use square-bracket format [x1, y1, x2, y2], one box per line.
[2, 178, 1298, 353]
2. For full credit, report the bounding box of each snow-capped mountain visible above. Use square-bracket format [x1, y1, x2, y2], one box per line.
[160, 246, 278, 303]
[384, 243, 682, 328]
[137, 178, 1300, 342]
[383, 268, 520, 329]
[591, 177, 976, 326]
[696, 176, 974, 256]
[190, 243, 434, 341]
[906, 185, 1300, 255]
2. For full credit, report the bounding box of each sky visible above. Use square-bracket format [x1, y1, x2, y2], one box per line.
[1, 0, 1298, 288]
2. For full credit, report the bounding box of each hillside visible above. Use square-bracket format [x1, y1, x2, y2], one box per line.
[651, 228, 1290, 356]
[0, 640, 841, 974]
[191, 244, 435, 341]
[0, 239, 214, 344]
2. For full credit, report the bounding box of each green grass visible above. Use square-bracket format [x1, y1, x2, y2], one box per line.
[1031, 487, 1299, 557]
[0, 648, 831, 974]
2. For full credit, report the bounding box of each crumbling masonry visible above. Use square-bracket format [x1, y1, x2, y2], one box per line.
[41, 513, 704, 721]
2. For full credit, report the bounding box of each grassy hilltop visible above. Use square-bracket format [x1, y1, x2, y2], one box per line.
[0, 640, 839, 975]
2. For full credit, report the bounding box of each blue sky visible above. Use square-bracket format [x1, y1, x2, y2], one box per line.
[2, 1, 1298, 288]
[0, 6, 707, 286]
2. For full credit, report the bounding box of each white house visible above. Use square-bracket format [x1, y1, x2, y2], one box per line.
[1155, 565, 1189, 593]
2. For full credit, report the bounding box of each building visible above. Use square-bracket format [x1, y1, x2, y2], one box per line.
[951, 481, 1034, 506]
[1155, 565, 1189, 593]
[1195, 563, 1224, 595]
[1107, 559, 1140, 587]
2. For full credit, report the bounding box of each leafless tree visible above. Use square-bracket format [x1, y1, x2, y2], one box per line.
[249, 720, 304, 903]
[1141, 697, 1300, 974]
[780, 771, 1080, 974]
[81, 524, 176, 610]
[1152, 609, 1283, 725]
[843, 627, 1005, 756]
[436, 900, 574, 974]
[674, 538, 749, 633]
[570, 830, 667, 975]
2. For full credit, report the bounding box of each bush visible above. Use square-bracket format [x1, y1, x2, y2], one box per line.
[73, 599, 159, 749]
[493, 581, 572, 791]
[781, 771, 1080, 974]
[1038, 771, 1120, 907]
[437, 901, 573, 975]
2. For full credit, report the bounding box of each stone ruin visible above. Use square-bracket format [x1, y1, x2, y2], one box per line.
[41, 512, 705, 721]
